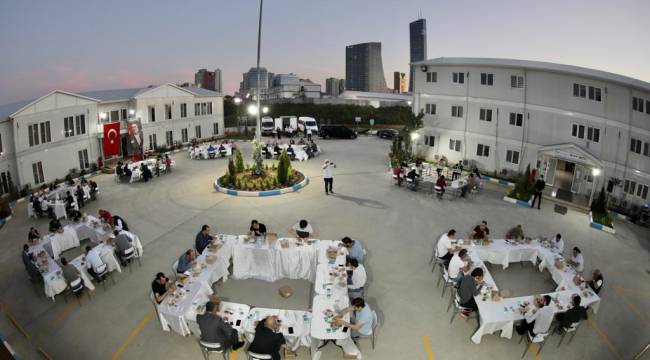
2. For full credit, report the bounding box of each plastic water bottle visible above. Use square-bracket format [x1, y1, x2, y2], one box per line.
[303, 313, 309, 322]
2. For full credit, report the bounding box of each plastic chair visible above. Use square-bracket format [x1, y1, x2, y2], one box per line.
[171, 259, 179, 280]
[63, 277, 90, 305]
[247, 352, 272, 360]
[94, 263, 114, 290]
[557, 321, 581, 347]
[449, 293, 477, 325]
[198, 340, 230, 360]
[121, 246, 141, 272]
[430, 244, 445, 274]
[439, 266, 455, 298]
[354, 309, 379, 350]
[519, 330, 549, 358]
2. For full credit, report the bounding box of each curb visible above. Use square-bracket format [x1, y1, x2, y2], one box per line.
[503, 195, 533, 208]
[0, 214, 12, 227]
[590, 211, 616, 234]
[0, 333, 22, 360]
[482, 175, 516, 187]
[214, 176, 309, 197]
[608, 210, 631, 222]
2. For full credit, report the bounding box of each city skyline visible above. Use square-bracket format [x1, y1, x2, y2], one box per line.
[1, 0, 649, 105]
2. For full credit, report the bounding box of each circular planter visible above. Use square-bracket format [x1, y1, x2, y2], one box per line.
[214, 176, 309, 197]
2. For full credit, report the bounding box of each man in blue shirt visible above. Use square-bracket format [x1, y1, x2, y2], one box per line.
[195, 225, 214, 254]
[342, 237, 366, 264]
[334, 297, 374, 338]
[176, 249, 196, 274]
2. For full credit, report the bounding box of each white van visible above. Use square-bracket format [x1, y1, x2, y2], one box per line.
[298, 117, 318, 134]
[275, 116, 297, 131]
[261, 116, 275, 135]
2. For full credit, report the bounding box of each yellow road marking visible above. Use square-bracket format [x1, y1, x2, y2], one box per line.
[111, 308, 155, 360]
[588, 319, 623, 360]
[613, 284, 650, 298]
[618, 293, 650, 328]
[231, 347, 240, 360]
[527, 343, 543, 360]
[422, 335, 435, 360]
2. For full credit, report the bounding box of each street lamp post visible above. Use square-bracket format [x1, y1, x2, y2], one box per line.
[255, 0, 264, 142]
[589, 167, 601, 206]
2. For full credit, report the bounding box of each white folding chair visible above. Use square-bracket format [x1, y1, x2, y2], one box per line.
[171, 259, 179, 280]
[121, 246, 141, 272]
[354, 309, 379, 350]
[439, 266, 455, 298]
[247, 352, 272, 360]
[63, 277, 90, 305]
[94, 263, 115, 290]
[557, 321, 581, 347]
[520, 330, 549, 358]
[449, 292, 477, 325]
[198, 340, 230, 360]
[430, 244, 445, 274]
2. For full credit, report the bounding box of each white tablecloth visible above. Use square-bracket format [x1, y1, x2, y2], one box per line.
[39, 226, 81, 260]
[71, 216, 144, 257]
[244, 308, 312, 351]
[157, 280, 213, 336]
[190, 144, 232, 159]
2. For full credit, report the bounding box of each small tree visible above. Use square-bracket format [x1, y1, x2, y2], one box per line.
[227, 158, 237, 186]
[235, 149, 245, 173]
[276, 149, 291, 186]
[591, 186, 607, 214]
[251, 141, 265, 176]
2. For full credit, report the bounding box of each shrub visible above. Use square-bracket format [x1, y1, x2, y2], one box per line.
[276, 150, 291, 186]
[509, 164, 534, 201]
[591, 186, 608, 214]
[252, 141, 265, 176]
[90, 163, 99, 172]
[227, 159, 237, 185]
[235, 149, 245, 173]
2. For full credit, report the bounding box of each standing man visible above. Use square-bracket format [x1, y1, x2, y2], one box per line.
[323, 159, 336, 195]
[306, 127, 313, 141]
[531, 175, 545, 210]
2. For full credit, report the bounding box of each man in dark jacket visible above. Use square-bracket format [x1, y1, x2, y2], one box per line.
[196, 300, 244, 351]
[531, 175, 546, 210]
[248, 316, 286, 360]
[555, 294, 588, 329]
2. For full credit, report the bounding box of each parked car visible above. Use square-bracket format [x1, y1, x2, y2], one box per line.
[319, 125, 357, 139]
[376, 129, 400, 139]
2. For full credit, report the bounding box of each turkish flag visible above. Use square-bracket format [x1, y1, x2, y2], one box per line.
[103, 122, 121, 156]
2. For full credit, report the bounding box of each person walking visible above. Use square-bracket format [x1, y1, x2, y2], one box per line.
[307, 128, 313, 141]
[323, 159, 336, 195]
[531, 175, 545, 209]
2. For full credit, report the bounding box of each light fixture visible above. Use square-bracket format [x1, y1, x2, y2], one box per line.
[99, 112, 107, 120]
[592, 168, 601, 176]
[129, 109, 135, 116]
[234, 97, 242, 104]
[247, 104, 258, 115]
[410, 132, 420, 140]
[407, 101, 412, 106]
[262, 106, 269, 114]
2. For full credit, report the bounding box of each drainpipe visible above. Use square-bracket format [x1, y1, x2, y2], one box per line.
[463, 72, 470, 162]
[519, 69, 528, 173]
[494, 108, 500, 173]
[621, 88, 633, 203]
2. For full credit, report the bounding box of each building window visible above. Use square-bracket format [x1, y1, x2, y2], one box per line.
[587, 86, 602, 102]
[506, 150, 520, 164]
[194, 103, 200, 116]
[39, 121, 51, 144]
[510, 75, 524, 88]
[424, 135, 435, 147]
[573, 83, 587, 98]
[451, 105, 463, 118]
[636, 183, 649, 199]
[644, 142, 650, 157]
[213, 123, 219, 135]
[64, 116, 74, 137]
[572, 124, 585, 139]
[165, 104, 172, 120]
[480, 73, 494, 86]
[0, 133, 2, 154]
[646, 100, 650, 115]
[148, 134, 157, 150]
[181, 128, 188, 143]
[509, 112, 523, 127]
[572, 124, 599, 142]
[426, 72, 437, 82]
[425, 103, 436, 115]
[201, 103, 207, 115]
[207, 102, 212, 115]
[587, 127, 600, 143]
[110, 110, 119, 122]
[75, 115, 86, 135]
[449, 139, 461, 152]
[624, 179, 637, 195]
[633, 97, 638, 111]
[78, 149, 89, 169]
[0, 171, 11, 196]
[630, 138, 642, 154]
[28, 124, 39, 147]
[476, 144, 490, 157]
[180, 103, 187, 118]
[479, 108, 492, 122]
[195, 125, 202, 139]
[149, 106, 155, 122]
[452, 72, 465, 84]
[121, 109, 127, 120]
[32, 161, 44, 185]
[166, 130, 173, 146]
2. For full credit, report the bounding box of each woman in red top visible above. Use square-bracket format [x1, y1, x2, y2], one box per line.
[98, 209, 112, 223]
[392, 166, 403, 186]
[435, 175, 447, 197]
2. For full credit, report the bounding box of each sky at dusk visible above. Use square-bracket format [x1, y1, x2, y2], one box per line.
[0, 0, 648, 105]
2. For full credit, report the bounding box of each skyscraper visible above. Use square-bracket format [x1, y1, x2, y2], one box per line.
[345, 42, 387, 92]
[409, 18, 427, 92]
[195, 69, 216, 91]
[325, 77, 345, 97]
[214, 68, 222, 93]
[393, 72, 406, 93]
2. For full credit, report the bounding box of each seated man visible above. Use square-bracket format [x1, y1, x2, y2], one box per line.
[248, 316, 286, 360]
[406, 167, 420, 189]
[195, 225, 215, 254]
[470, 221, 490, 241]
[505, 224, 525, 240]
[342, 237, 366, 264]
[196, 300, 245, 351]
[334, 297, 374, 338]
[448, 249, 472, 282]
[310, 141, 318, 154]
[555, 294, 588, 330]
[112, 215, 129, 232]
[22, 245, 41, 282]
[60, 257, 82, 285]
[347, 258, 366, 298]
[452, 160, 463, 180]
[467, 173, 478, 191]
[586, 269, 603, 294]
[273, 144, 281, 156]
[567, 247, 584, 273]
[151, 272, 175, 304]
[435, 175, 447, 198]
[89, 180, 98, 200]
[28, 227, 41, 243]
[49, 218, 63, 233]
[218, 144, 227, 157]
[264, 145, 273, 159]
[123, 164, 132, 177]
[516, 295, 554, 337]
[40, 196, 53, 218]
[176, 249, 196, 274]
[287, 145, 295, 160]
[113, 230, 134, 266]
[457, 268, 485, 314]
[207, 144, 216, 157]
[436, 229, 458, 265]
[551, 233, 565, 253]
[85, 245, 106, 282]
[292, 219, 313, 239]
[250, 220, 267, 237]
[116, 163, 124, 177]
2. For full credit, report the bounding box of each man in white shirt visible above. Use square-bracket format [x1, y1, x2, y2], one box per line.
[517, 295, 554, 337]
[552, 233, 565, 254]
[322, 159, 335, 195]
[568, 247, 584, 273]
[448, 249, 472, 281]
[436, 229, 458, 264]
[84, 245, 106, 282]
[292, 219, 313, 239]
[347, 258, 366, 298]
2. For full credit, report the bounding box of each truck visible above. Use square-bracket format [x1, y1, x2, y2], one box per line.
[261, 116, 275, 136]
[275, 116, 297, 132]
[297, 116, 318, 134]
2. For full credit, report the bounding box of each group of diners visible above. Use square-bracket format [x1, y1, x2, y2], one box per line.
[115, 153, 173, 183]
[151, 219, 373, 358]
[392, 158, 482, 198]
[262, 139, 319, 161]
[435, 221, 604, 340]
[30, 178, 99, 219]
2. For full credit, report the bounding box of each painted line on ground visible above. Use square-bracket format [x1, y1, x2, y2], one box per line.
[528, 343, 543, 360]
[588, 319, 623, 360]
[231, 348, 240, 360]
[616, 292, 650, 328]
[111, 308, 155, 360]
[421, 335, 435, 360]
[612, 284, 650, 298]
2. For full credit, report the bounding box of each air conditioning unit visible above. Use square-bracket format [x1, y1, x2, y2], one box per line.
[420, 65, 428, 72]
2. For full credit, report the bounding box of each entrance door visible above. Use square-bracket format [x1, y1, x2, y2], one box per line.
[544, 158, 557, 186]
[571, 164, 585, 193]
[553, 160, 575, 191]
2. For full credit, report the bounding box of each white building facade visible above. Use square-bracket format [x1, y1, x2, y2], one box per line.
[0, 84, 223, 194]
[411, 57, 650, 207]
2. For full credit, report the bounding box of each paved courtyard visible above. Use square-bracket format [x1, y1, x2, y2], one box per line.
[0, 137, 649, 360]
